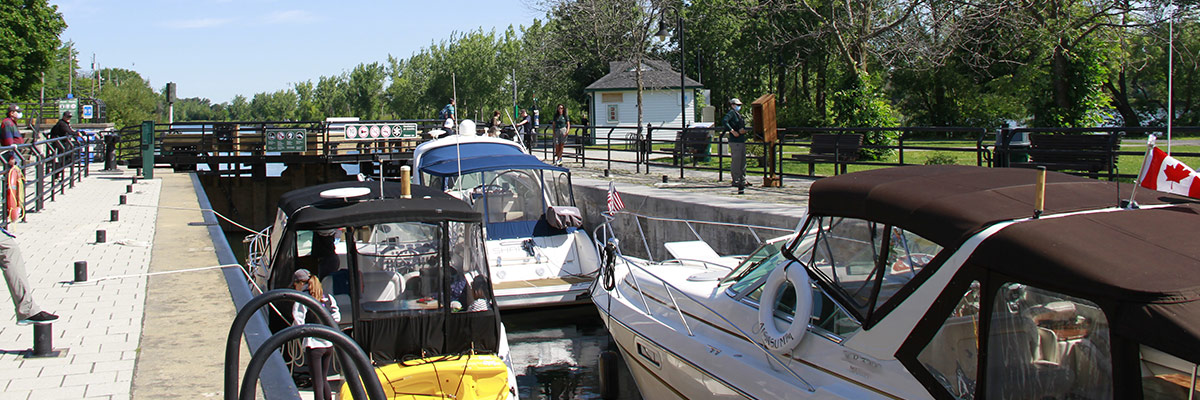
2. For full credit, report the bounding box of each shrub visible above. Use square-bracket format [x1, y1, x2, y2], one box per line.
[923, 153, 958, 165]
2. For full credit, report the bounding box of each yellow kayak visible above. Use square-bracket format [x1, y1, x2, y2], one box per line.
[339, 354, 513, 400]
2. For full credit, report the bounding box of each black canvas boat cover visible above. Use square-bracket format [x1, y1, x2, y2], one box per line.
[277, 180, 480, 230]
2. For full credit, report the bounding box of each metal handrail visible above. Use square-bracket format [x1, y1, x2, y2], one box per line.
[594, 211, 816, 392]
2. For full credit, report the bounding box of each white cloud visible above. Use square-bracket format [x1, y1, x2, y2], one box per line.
[264, 10, 319, 24]
[162, 18, 234, 29]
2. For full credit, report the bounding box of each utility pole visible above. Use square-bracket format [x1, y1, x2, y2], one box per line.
[68, 43, 74, 98]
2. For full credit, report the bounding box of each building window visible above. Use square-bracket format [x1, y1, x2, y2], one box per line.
[601, 93, 623, 103]
[607, 104, 619, 123]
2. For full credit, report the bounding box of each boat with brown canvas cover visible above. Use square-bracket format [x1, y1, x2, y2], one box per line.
[591, 164, 1200, 399]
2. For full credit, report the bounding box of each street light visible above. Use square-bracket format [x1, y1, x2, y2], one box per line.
[655, 7, 687, 131]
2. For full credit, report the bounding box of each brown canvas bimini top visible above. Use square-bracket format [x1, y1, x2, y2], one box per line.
[968, 205, 1200, 363]
[808, 165, 1188, 247]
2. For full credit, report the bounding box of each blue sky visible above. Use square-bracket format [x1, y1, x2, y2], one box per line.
[54, 1, 544, 103]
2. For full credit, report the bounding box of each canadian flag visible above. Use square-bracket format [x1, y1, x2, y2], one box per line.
[1138, 140, 1200, 198]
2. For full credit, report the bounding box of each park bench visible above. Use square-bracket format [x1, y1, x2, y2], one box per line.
[790, 134, 863, 175]
[1011, 133, 1118, 178]
[663, 128, 713, 165]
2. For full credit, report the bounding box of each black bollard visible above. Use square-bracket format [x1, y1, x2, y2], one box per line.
[662, 175, 668, 183]
[604, 169, 610, 177]
[96, 230, 106, 243]
[119, 195, 126, 205]
[74, 261, 87, 282]
[131, 176, 138, 184]
[110, 210, 119, 222]
[32, 322, 53, 356]
[126, 184, 133, 193]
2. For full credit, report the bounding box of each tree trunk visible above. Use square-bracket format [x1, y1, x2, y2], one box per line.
[1052, 42, 1071, 112]
[1105, 68, 1141, 127]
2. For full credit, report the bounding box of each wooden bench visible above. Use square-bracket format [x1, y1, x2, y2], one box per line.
[1011, 134, 1117, 178]
[666, 129, 712, 165]
[790, 134, 862, 175]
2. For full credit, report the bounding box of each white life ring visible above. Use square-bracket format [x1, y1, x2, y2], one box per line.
[757, 263, 813, 352]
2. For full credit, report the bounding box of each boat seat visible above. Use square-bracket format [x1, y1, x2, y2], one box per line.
[361, 271, 404, 302]
[986, 315, 1074, 400]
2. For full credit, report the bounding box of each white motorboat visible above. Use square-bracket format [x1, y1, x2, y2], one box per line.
[414, 134, 601, 309]
[592, 165, 1200, 399]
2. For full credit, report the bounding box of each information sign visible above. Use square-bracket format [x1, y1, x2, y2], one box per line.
[343, 123, 419, 140]
[57, 99, 78, 117]
[81, 105, 94, 120]
[265, 128, 307, 152]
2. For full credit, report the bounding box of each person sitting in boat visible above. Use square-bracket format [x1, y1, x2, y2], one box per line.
[466, 276, 490, 312]
[291, 269, 340, 400]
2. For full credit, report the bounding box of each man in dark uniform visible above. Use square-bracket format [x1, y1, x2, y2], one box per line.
[48, 111, 78, 176]
[722, 98, 749, 187]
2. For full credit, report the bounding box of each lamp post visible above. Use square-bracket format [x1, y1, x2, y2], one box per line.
[656, 6, 686, 131]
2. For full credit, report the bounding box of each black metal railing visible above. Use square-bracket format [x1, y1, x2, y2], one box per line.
[1, 136, 92, 228]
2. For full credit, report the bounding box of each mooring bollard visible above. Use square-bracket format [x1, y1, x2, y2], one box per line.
[74, 261, 87, 282]
[604, 169, 610, 177]
[132, 176, 138, 184]
[126, 184, 133, 193]
[96, 230, 106, 243]
[32, 322, 54, 357]
[119, 195, 126, 205]
[662, 175, 668, 183]
[110, 210, 119, 222]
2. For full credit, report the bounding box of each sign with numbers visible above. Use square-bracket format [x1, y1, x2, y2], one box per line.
[343, 123, 419, 140]
[265, 129, 307, 152]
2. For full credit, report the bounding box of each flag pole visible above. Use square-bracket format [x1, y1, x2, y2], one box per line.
[1129, 135, 1157, 207]
[1167, 2, 1175, 154]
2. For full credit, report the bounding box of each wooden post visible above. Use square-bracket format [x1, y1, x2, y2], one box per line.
[752, 94, 779, 187]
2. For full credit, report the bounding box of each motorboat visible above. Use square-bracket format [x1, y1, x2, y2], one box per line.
[591, 165, 1200, 399]
[413, 134, 601, 309]
[247, 179, 518, 399]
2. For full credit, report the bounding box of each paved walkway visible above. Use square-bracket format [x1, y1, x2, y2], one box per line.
[0, 165, 158, 399]
[0, 165, 255, 399]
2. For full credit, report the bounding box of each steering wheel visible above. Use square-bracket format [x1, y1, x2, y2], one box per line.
[470, 184, 510, 198]
[489, 169, 542, 201]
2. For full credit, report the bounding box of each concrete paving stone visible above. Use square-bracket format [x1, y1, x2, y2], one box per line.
[0, 366, 42, 380]
[44, 362, 94, 377]
[18, 354, 74, 368]
[71, 351, 125, 364]
[5, 374, 65, 391]
[99, 341, 140, 353]
[62, 370, 117, 387]
[82, 396, 111, 400]
[34, 385, 89, 400]
[84, 381, 130, 397]
[0, 389, 30, 399]
[82, 333, 128, 346]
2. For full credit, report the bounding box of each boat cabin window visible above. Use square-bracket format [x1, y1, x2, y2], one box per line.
[786, 216, 942, 323]
[544, 170, 573, 207]
[985, 283, 1112, 400]
[917, 281, 981, 399]
[347, 221, 489, 314]
[1140, 345, 1200, 399]
[447, 221, 492, 313]
[724, 241, 861, 340]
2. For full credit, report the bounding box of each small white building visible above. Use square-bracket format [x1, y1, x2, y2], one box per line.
[585, 60, 703, 144]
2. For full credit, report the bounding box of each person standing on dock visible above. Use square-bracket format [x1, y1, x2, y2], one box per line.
[515, 109, 532, 150]
[1, 105, 24, 147]
[0, 227, 58, 324]
[723, 98, 749, 187]
[48, 111, 77, 175]
[552, 104, 570, 166]
[291, 269, 340, 400]
[439, 98, 457, 135]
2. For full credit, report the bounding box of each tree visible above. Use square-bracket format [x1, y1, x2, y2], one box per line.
[347, 62, 386, 119]
[537, 0, 671, 134]
[0, 0, 67, 101]
[97, 68, 157, 129]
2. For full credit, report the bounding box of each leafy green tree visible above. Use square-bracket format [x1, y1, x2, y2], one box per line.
[0, 0, 66, 101]
[347, 62, 386, 119]
[294, 80, 322, 121]
[228, 95, 250, 121]
[249, 90, 298, 121]
[96, 68, 156, 129]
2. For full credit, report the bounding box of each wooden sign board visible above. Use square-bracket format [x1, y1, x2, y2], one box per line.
[751, 94, 776, 143]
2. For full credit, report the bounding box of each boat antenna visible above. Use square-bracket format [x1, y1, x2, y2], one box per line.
[1033, 166, 1046, 219]
[1168, 1, 1176, 154]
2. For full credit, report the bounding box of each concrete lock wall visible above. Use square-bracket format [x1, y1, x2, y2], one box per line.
[571, 177, 807, 260]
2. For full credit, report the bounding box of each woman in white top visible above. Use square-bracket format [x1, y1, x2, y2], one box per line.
[291, 269, 340, 400]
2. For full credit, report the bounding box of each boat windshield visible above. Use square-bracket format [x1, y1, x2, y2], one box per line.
[785, 216, 943, 323]
[444, 169, 566, 224]
[350, 221, 490, 314]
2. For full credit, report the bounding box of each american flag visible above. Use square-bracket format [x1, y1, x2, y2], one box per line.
[607, 181, 625, 212]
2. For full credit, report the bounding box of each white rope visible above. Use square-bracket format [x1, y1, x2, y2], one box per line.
[120, 203, 265, 236]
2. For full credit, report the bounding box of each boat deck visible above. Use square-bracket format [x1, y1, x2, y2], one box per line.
[493, 275, 592, 290]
